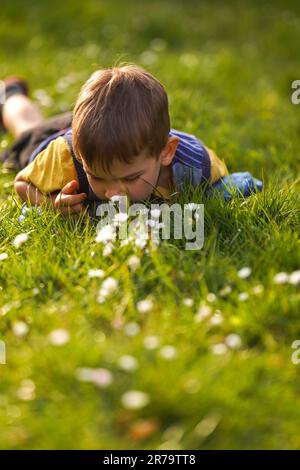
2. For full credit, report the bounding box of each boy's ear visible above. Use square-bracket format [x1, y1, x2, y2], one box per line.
[160, 136, 180, 166]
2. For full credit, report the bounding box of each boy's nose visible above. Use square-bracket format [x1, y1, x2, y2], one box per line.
[104, 183, 126, 200]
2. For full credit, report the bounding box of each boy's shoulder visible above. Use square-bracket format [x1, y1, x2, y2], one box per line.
[169, 128, 209, 164]
[170, 128, 211, 185]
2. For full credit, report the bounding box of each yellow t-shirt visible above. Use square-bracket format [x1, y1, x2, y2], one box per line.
[18, 136, 228, 198]
[18, 137, 78, 194]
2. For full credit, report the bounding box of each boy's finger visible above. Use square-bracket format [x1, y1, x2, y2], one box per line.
[61, 204, 85, 217]
[61, 180, 79, 195]
[56, 192, 87, 207]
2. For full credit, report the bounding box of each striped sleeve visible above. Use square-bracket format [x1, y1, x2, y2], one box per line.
[170, 129, 211, 182]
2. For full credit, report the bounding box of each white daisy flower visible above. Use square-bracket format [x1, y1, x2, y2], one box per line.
[12, 321, 29, 337]
[273, 272, 289, 284]
[102, 242, 114, 257]
[0, 252, 8, 261]
[121, 390, 150, 410]
[238, 292, 249, 301]
[150, 208, 161, 219]
[48, 328, 70, 346]
[183, 298, 194, 307]
[113, 212, 128, 225]
[209, 312, 224, 326]
[75, 367, 113, 388]
[126, 255, 140, 271]
[97, 277, 118, 302]
[118, 355, 138, 372]
[186, 203, 198, 210]
[88, 269, 105, 279]
[219, 286, 232, 297]
[13, 232, 29, 249]
[225, 333, 242, 349]
[159, 345, 177, 360]
[101, 277, 118, 292]
[136, 299, 153, 313]
[289, 270, 300, 285]
[206, 293, 217, 303]
[143, 335, 160, 350]
[237, 267, 252, 279]
[194, 303, 212, 322]
[95, 224, 116, 243]
[135, 238, 147, 249]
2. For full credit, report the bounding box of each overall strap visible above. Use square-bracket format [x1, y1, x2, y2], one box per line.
[63, 130, 102, 204]
[63, 130, 90, 196]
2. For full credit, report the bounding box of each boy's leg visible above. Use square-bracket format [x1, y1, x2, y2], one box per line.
[2, 94, 44, 138]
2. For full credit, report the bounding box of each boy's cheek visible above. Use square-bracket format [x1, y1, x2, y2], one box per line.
[129, 183, 154, 202]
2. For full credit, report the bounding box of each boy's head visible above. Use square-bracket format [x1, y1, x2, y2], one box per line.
[72, 64, 179, 201]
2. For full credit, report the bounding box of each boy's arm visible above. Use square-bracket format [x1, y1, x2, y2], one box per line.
[14, 173, 87, 215]
[14, 173, 58, 208]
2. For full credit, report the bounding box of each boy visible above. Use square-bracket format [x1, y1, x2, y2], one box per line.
[0, 64, 261, 216]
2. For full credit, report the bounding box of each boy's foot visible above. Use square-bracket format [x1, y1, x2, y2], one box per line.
[0, 77, 29, 132]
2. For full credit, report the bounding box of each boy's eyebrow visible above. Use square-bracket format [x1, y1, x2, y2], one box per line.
[85, 169, 144, 179]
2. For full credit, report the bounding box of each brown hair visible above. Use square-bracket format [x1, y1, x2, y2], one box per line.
[72, 64, 170, 174]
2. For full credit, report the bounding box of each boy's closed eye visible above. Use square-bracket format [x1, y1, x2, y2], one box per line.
[87, 172, 143, 182]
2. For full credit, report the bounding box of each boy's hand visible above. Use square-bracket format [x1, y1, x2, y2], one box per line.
[54, 180, 87, 216]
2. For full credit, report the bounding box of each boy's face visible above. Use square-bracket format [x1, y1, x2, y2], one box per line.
[82, 136, 179, 202]
[83, 154, 161, 202]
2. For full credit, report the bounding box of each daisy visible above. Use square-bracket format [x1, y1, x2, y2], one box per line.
[13, 232, 29, 249]
[48, 329, 70, 346]
[12, 321, 29, 337]
[273, 272, 289, 284]
[95, 224, 116, 243]
[159, 345, 177, 360]
[136, 299, 153, 313]
[118, 355, 138, 372]
[225, 333, 242, 349]
[237, 267, 252, 279]
[126, 255, 141, 271]
[143, 335, 160, 350]
[88, 269, 105, 279]
[289, 270, 300, 285]
[75, 367, 113, 388]
[121, 390, 150, 410]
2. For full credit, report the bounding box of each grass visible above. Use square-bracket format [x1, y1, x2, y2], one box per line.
[0, 0, 300, 450]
